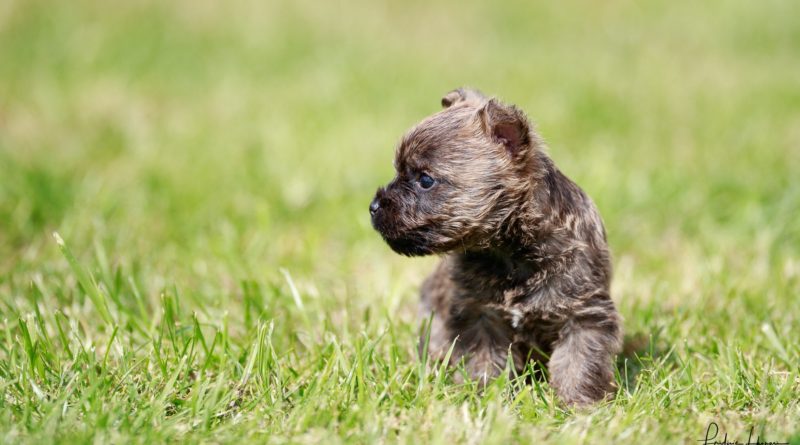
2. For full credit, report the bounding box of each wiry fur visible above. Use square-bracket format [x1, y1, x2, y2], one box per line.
[370, 88, 622, 406]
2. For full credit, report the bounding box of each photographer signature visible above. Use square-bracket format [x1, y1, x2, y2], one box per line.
[698, 422, 789, 445]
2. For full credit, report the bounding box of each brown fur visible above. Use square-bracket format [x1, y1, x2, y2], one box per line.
[370, 88, 622, 406]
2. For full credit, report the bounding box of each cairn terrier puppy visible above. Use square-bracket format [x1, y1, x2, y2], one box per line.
[369, 88, 621, 406]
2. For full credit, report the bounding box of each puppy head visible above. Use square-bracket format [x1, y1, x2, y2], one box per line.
[370, 89, 540, 256]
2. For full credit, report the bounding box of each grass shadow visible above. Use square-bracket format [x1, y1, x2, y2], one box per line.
[616, 327, 675, 395]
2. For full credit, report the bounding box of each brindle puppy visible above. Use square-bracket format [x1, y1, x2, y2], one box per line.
[369, 88, 621, 406]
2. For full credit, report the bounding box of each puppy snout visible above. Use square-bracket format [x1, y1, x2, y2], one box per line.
[369, 197, 381, 215]
[370, 188, 388, 217]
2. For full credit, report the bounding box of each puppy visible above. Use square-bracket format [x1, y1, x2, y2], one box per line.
[370, 88, 621, 406]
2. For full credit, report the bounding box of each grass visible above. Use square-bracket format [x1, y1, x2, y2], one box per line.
[1, 0, 799, 443]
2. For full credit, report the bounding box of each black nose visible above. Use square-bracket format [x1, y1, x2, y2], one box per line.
[369, 197, 381, 215]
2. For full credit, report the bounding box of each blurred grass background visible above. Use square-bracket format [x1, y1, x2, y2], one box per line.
[1, 0, 799, 443]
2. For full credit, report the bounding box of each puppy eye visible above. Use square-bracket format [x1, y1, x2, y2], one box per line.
[418, 173, 435, 189]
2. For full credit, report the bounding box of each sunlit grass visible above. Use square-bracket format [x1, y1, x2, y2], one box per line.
[1, 0, 799, 443]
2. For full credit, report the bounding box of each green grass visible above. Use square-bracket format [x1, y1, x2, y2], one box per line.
[1, 0, 799, 443]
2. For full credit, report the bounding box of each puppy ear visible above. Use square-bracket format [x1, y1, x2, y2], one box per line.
[479, 99, 531, 155]
[441, 88, 487, 108]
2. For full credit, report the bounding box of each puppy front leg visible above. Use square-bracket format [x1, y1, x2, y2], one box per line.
[418, 310, 454, 362]
[418, 260, 456, 362]
[448, 305, 522, 385]
[548, 316, 620, 406]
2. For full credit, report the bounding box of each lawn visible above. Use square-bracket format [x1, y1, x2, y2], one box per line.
[1, 0, 799, 443]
